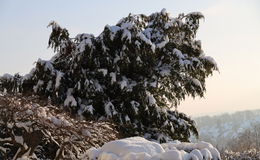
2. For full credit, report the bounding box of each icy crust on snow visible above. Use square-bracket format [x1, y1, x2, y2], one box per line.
[84, 137, 221, 160]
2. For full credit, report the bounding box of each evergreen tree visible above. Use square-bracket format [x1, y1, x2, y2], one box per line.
[0, 9, 218, 142]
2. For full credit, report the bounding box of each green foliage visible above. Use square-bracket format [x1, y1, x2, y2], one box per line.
[0, 9, 217, 142]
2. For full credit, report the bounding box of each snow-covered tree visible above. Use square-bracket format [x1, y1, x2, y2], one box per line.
[0, 9, 218, 142]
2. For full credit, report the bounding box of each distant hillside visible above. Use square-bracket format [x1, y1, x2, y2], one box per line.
[194, 109, 260, 149]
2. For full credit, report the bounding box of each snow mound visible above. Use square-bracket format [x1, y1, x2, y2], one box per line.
[101, 137, 164, 157]
[84, 137, 221, 160]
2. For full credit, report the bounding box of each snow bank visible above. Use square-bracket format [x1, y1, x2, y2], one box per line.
[84, 137, 221, 160]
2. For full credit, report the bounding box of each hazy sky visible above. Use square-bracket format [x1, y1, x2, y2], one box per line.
[0, 0, 259, 116]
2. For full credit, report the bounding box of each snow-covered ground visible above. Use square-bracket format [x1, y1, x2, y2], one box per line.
[82, 137, 221, 160]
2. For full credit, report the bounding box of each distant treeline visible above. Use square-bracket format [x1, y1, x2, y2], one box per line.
[194, 109, 260, 150]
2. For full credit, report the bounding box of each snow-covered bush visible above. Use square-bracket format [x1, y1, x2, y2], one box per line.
[0, 93, 222, 160]
[0, 93, 120, 159]
[226, 123, 260, 152]
[83, 137, 221, 160]
[0, 9, 217, 142]
[221, 149, 260, 160]
[218, 123, 260, 159]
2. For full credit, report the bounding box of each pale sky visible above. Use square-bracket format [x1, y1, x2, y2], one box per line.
[0, 0, 259, 116]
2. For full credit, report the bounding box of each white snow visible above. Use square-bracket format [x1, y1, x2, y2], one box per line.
[149, 81, 157, 88]
[165, 18, 178, 29]
[136, 56, 142, 62]
[77, 38, 93, 53]
[173, 48, 184, 59]
[104, 101, 117, 117]
[86, 105, 94, 114]
[64, 88, 77, 107]
[161, 8, 167, 16]
[146, 91, 156, 106]
[84, 147, 101, 160]
[159, 68, 171, 76]
[119, 80, 127, 90]
[33, 80, 44, 93]
[37, 59, 55, 75]
[1, 73, 13, 80]
[47, 115, 73, 127]
[110, 72, 117, 84]
[84, 137, 221, 160]
[118, 76, 129, 90]
[83, 38, 93, 48]
[200, 148, 212, 160]
[157, 36, 169, 49]
[55, 71, 63, 89]
[114, 54, 121, 63]
[135, 41, 141, 49]
[107, 25, 121, 40]
[46, 80, 53, 91]
[75, 33, 94, 54]
[121, 22, 134, 29]
[137, 32, 155, 52]
[125, 115, 130, 122]
[203, 56, 218, 69]
[118, 78, 137, 92]
[130, 100, 139, 114]
[78, 104, 94, 115]
[94, 80, 103, 92]
[154, 150, 183, 160]
[190, 149, 203, 160]
[192, 78, 202, 89]
[101, 137, 164, 157]
[122, 29, 132, 42]
[50, 116, 62, 126]
[98, 69, 108, 76]
[64, 95, 77, 107]
[82, 129, 92, 137]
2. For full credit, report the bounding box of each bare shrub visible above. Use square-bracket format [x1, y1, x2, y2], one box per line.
[0, 93, 121, 159]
